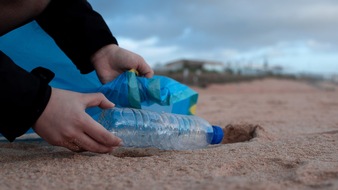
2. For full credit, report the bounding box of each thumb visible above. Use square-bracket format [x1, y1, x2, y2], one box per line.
[84, 92, 115, 109]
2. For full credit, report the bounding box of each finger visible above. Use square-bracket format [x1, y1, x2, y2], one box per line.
[61, 141, 85, 153]
[84, 92, 115, 109]
[144, 69, 154, 78]
[71, 145, 86, 153]
[82, 115, 122, 147]
[72, 136, 115, 153]
[136, 59, 154, 78]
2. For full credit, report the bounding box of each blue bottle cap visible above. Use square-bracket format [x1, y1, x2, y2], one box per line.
[211, 126, 224, 144]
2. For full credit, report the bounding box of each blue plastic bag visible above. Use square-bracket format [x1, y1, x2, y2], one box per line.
[98, 70, 198, 115]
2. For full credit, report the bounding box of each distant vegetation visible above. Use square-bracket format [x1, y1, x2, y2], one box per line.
[154, 59, 338, 87]
[154, 70, 296, 87]
[154, 69, 335, 88]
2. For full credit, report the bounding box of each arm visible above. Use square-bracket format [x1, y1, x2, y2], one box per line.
[1, 0, 150, 153]
[0, 51, 53, 142]
[35, 0, 154, 82]
[0, 51, 121, 152]
[35, 0, 118, 74]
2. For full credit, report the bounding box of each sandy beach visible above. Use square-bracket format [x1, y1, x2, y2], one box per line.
[1, 78, 338, 190]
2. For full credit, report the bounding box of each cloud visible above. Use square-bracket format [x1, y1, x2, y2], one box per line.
[88, 0, 338, 74]
[117, 37, 179, 64]
[90, 0, 338, 48]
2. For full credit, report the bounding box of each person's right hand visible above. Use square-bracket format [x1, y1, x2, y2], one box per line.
[91, 44, 154, 84]
[32, 88, 122, 153]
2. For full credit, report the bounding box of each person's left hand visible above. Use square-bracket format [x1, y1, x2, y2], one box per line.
[33, 88, 122, 153]
[91, 44, 154, 84]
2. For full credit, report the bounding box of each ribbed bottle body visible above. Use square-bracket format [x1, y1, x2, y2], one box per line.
[98, 107, 215, 150]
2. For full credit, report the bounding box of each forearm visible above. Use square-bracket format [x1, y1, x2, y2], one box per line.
[0, 51, 54, 141]
[0, 0, 50, 36]
[35, 0, 118, 74]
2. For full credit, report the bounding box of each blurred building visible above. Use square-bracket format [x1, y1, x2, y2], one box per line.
[240, 63, 283, 76]
[160, 59, 225, 73]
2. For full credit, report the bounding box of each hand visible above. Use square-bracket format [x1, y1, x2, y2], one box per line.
[32, 88, 122, 153]
[91, 44, 154, 84]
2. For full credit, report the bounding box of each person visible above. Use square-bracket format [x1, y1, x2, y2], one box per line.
[0, 0, 154, 153]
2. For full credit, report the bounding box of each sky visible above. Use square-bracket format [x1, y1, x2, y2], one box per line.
[88, 0, 338, 75]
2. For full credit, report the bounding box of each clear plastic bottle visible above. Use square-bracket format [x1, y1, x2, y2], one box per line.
[98, 107, 223, 150]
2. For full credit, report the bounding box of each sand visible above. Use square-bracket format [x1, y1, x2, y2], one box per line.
[1, 78, 338, 190]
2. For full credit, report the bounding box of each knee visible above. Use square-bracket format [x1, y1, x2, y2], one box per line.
[31, 0, 51, 16]
[0, 0, 51, 16]
[0, 0, 51, 36]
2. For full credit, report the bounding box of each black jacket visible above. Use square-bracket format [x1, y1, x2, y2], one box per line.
[0, 0, 118, 141]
